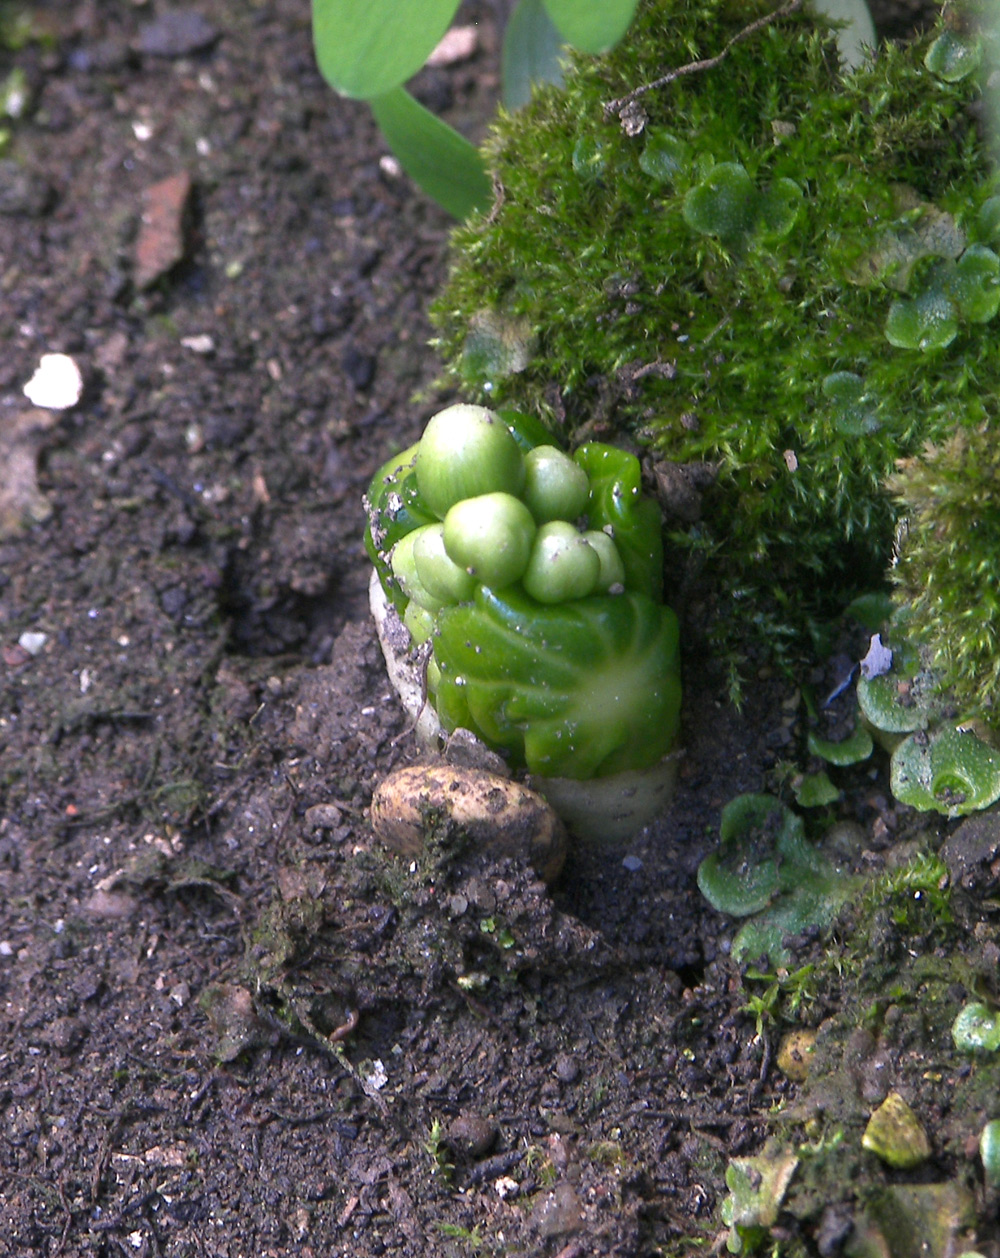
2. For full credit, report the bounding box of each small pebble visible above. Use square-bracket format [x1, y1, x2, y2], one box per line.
[446, 1114, 498, 1158]
[862, 1092, 931, 1169]
[531, 1182, 585, 1238]
[181, 334, 215, 354]
[136, 11, 219, 58]
[622, 854, 643, 872]
[23, 353, 83, 409]
[554, 1054, 580, 1084]
[17, 631, 47, 656]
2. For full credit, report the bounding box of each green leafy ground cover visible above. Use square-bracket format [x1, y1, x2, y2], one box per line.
[432, 0, 996, 656]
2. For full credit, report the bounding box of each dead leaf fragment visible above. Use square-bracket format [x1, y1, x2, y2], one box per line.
[0, 407, 59, 538]
[135, 170, 192, 290]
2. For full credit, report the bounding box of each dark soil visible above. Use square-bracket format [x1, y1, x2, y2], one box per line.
[2, 3, 997, 1257]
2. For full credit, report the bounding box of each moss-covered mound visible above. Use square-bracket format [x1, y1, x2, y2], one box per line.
[432, 0, 996, 654]
[889, 424, 1000, 718]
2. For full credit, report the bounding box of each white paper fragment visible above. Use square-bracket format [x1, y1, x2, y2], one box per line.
[426, 25, 478, 67]
[23, 353, 83, 409]
[860, 632, 893, 680]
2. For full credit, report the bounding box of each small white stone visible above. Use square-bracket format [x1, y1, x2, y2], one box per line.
[23, 352, 84, 409]
[17, 631, 47, 655]
[181, 334, 215, 354]
[361, 1059, 388, 1093]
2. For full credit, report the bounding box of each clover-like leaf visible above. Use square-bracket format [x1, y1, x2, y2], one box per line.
[699, 794, 859, 965]
[572, 135, 608, 181]
[698, 794, 803, 916]
[924, 29, 983, 82]
[977, 195, 1000, 243]
[793, 770, 841, 808]
[638, 128, 689, 184]
[884, 287, 958, 350]
[756, 177, 804, 240]
[891, 722, 1000, 817]
[683, 162, 756, 241]
[857, 639, 937, 738]
[946, 244, 1000, 323]
[821, 371, 885, 435]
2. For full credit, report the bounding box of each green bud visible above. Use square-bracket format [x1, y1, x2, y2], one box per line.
[416, 403, 525, 518]
[582, 528, 626, 592]
[412, 522, 477, 604]
[390, 528, 446, 612]
[403, 598, 435, 645]
[981, 1121, 1000, 1188]
[443, 492, 536, 589]
[523, 445, 591, 523]
[522, 521, 601, 604]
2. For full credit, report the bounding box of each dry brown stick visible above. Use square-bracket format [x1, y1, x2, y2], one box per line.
[604, 0, 804, 124]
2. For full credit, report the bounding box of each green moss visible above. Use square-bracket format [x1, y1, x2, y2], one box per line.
[889, 424, 1000, 720]
[431, 0, 996, 652]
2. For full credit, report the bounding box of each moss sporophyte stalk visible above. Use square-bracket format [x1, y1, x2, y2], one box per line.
[430, 0, 1000, 652]
[364, 403, 681, 784]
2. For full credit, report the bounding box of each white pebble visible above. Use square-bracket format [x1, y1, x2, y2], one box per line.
[23, 352, 83, 409]
[17, 631, 47, 655]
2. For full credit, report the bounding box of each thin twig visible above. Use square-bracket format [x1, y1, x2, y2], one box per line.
[604, 0, 804, 126]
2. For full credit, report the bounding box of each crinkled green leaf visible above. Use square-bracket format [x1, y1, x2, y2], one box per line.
[542, 0, 638, 53]
[312, 0, 458, 99]
[857, 638, 947, 735]
[891, 722, 1000, 817]
[794, 771, 841, 807]
[502, 0, 565, 109]
[698, 795, 808, 916]
[723, 1144, 798, 1255]
[845, 591, 895, 632]
[433, 584, 681, 778]
[369, 87, 492, 221]
[732, 883, 841, 964]
[699, 793, 858, 965]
